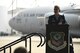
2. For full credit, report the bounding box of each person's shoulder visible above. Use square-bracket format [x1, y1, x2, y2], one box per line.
[59, 14, 65, 18]
[49, 15, 54, 17]
[59, 14, 64, 16]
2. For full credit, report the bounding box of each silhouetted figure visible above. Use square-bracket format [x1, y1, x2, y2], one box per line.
[14, 47, 27, 53]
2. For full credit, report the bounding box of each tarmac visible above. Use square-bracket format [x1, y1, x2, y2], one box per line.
[0, 35, 80, 53]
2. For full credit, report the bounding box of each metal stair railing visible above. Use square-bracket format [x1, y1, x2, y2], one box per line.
[0, 32, 46, 53]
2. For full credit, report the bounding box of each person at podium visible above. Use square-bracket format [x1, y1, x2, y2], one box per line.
[48, 5, 74, 53]
[48, 5, 67, 25]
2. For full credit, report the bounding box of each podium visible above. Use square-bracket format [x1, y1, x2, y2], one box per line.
[46, 24, 69, 53]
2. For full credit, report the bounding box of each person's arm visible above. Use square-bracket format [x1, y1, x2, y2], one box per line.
[48, 16, 52, 24]
[62, 15, 67, 24]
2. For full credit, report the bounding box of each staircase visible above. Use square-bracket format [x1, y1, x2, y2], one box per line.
[0, 33, 46, 53]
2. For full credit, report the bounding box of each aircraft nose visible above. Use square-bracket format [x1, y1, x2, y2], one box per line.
[9, 17, 16, 29]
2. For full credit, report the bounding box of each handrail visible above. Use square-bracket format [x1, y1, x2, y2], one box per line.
[37, 33, 46, 47]
[0, 32, 46, 53]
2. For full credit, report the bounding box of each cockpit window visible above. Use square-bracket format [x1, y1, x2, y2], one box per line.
[16, 18, 21, 23]
[18, 13, 23, 17]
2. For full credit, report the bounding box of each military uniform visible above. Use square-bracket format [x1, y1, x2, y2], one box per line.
[48, 15, 74, 53]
